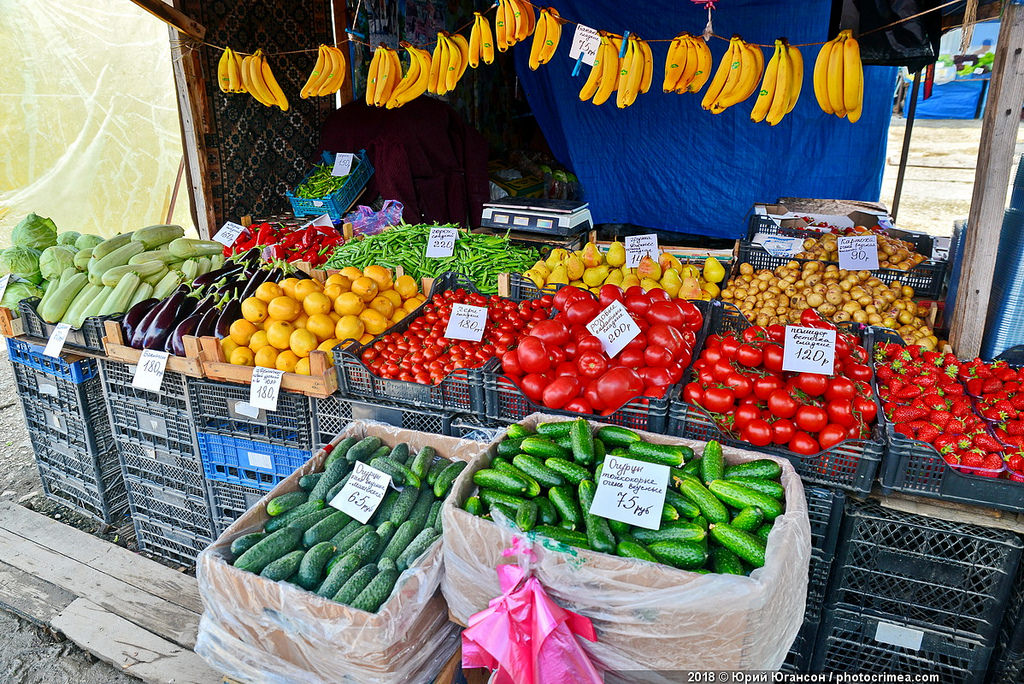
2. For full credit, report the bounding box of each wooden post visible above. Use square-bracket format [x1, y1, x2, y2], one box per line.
[949, 4, 1024, 358]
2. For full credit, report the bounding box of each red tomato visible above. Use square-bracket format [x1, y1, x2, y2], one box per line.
[675, 300, 703, 330]
[818, 424, 848, 449]
[789, 431, 821, 455]
[644, 345, 673, 368]
[795, 373, 829, 397]
[530, 319, 570, 347]
[619, 347, 645, 369]
[548, 347, 567, 367]
[845, 362, 872, 382]
[554, 361, 578, 378]
[795, 405, 829, 433]
[645, 288, 671, 303]
[542, 376, 581, 410]
[576, 351, 608, 378]
[516, 337, 550, 374]
[720, 336, 741, 359]
[501, 349, 523, 376]
[639, 366, 673, 388]
[825, 377, 856, 401]
[762, 343, 785, 372]
[853, 396, 878, 423]
[683, 382, 703, 405]
[741, 326, 767, 344]
[624, 295, 651, 317]
[646, 302, 684, 328]
[735, 343, 763, 368]
[518, 373, 549, 403]
[577, 334, 604, 354]
[701, 386, 736, 414]
[767, 389, 799, 419]
[565, 297, 602, 326]
[624, 286, 645, 298]
[754, 375, 783, 400]
[771, 419, 796, 445]
[552, 286, 591, 313]
[734, 404, 762, 430]
[584, 379, 604, 411]
[596, 367, 645, 410]
[598, 284, 626, 308]
[826, 399, 856, 427]
[724, 372, 754, 399]
[624, 333, 648, 352]
[564, 397, 594, 414]
[645, 325, 683, 357]
[743, 419, 774, 446]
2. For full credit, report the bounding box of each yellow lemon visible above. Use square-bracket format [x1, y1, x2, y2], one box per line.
[280, 277, 300, 299]
[289, 328, 318, 358]
[329, 312, 341, 322]
[254, 345, 279, 368]
[394, 274, 418, 299]
[334, 292, 364, 316]
[293, 278, 322, 301]
[302, 291, 332, 316]
[294, 313, 309, 330]
[368, 295, 394, 319]
[294, 357, 311, 376]
[323, 283, 343, 301]
[326, 273, 352, 290]
[380, 289, 403, 309]
[358, 333, 375, 345]
[363, 264, 393, 291]
[254, 281, 284, 303]
[229, 346, 254, 366]
[359, 308, 389, 336]
[351, 276, 379, 303]
[220, 337, 239, 358]
[317, 338, 339, 353]
[306, 313, 335, 341]
[267, 296, 301, 321]
[241, 297, 269, 324]
[249, 330, 270, 353]
[339, 266, 363, 281]
[229, 319, 258, 346]
[266, 320, 295, 350]
[402, 298, 422, 314]
[391, 310, 406, 324]
[335, 314, 364, 342]
[275, 350, 299, 373]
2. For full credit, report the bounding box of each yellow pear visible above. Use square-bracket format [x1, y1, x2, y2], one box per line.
[524, 268, 546, 288]
[637, 255, 662, 281]
[582, 265, 610, 287]
[680, 264, 701, 280]
[621, 274, 641, 290]
[546, 264, 568, 286]
[660, 269, 682, 297]
[640, 278, 663, 292]
[569, 279, 586, 288]
[702, 281, 721, 298]
[679, 276, 702, 299]
[564, 253, 585, 281]
[545, 248, 568, 269]
[532, 260, 551, 279]
[590, 286, 602, 295]
[606, 241, 626, 268]
[604, 269, 624, 286]
[659, 252, 683, 274]
[703, 256, 726, 284]
[581, 242, 603, 269]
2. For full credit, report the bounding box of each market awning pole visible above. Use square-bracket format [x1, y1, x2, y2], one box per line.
[891, 70, 922, 222]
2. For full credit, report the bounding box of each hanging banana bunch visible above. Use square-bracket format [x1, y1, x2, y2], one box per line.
[495, 0, 535, 52]
[814, 29, 862, 122]
[428, 32, 470, 96]
[615, 35, 653, 108]
[386, 43, 432, 109]
[750, 39, 803, 125]
[468, 12, 496, 67]
[300, 45, 348, 98]
[365, 45, 403, 107]
[217, 48, 247, 93]
[528, 8, 564, 70]
[579, 33, 617, 105]
[235, 49, 289, 111]
[663, 33, 713, 94]
[701, 36, 763, 114]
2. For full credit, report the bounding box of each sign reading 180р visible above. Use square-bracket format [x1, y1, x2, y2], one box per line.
[444, 303, 487, 342]
[782, 325, 837, 375]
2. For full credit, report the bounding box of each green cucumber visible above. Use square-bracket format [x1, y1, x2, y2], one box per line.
[608, 519, 632, 539]
[568, 419, 594, 465]
[665, 489, 701, 518]
[555, 434, 574, 451]
[595, 425, 641, 447]
[230, 532, 266, 557]
[693, 515, 708, 529]
[260, 549, 305, 581]
[617, 540, 657, 562]
[317, 553, 363, 597]
[234, 527, 303, 574]
[578, 479, 597, 514]
[346, 436, 382, 463]
[265, 500, 326, 532]
[296, 542, 337, 589]
[506, 424, 532, 440]
[433, 460, 467, 498]
[534, 496, 557, 525]
[375, 521, 397, 551]
[396, 528, 440, 571]
[350, 565, 399, 612]
[299, 472, 324, 492]
[426, 500, 442, 529]
[370, 491, 400, 525]
[473, 468, 531, 496]
[409, 447, 436, 479]
[325, 475, 350, 504]
[681, 457, 703, 477]
[532, 525, 590, 549]
[369, 445, 391, 462]
[536, 421, 574, 438]
[549, 486, 582, 528]
[593, 437, 606, 463]
[544, 457, 589, 485]
[479, 489, 529, 512]
[324, 437, 358, 466]
[512, 454, 564, 488]
[520, 436, 571, 460]
[491, 460, 541, 497]
[632, 521, 706, 545]
[347, 531, 382, 564]
[266, 491, 309, 517]
[379, 520, 422, 563]
[426, 458, 450, 486]
[303, 510, 353, 548]
[648, 541, 708, 570]
[711, 545, 745, 575]
[727, 477, 785, 500]
[286, 508, 336, 533]
[709, 523, 766, 568]
[515, 500, 538, 531]
[626, 441, 686, 467]
[309, 457, 351, 502]
[679, 478, 729, 524]
[496, 437, 524, 458]
[332, 565, 378, 604]
[464, 496, 483, 516]
[700, 441, 724, 484]
[332, 525, 372, 558]
[662, 503, 680, 522]
[724, 459, 782, 480]
[329, 519, 363, 546]
[406, 487, 436, 528]
[370, 457, 420, 488]
[387, 486, 420, 526]
[708, 480, 784, 521]
[755, 523, 773, 543]
[586, 515, 616, 554]
[731, 507, 765, 532]
[387, 443, 410, 466]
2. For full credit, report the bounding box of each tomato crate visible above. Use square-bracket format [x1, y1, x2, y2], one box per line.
[811, 607, 994, 681]
[132, 514, 213, 567]
[827, 502, 1023, 641]
[206, 479, 266, 536]
[123, 475, 214, 540]
[17, 297, 120, 354]
[6, 336, 98, 382]
[311, 393, 456, 446]
[33, 441, 128, 525]
[285, 150, 373, 220]
[187, 377, 315, 449]
[114, 438, 206, 501]
[196, 431, 311, 491]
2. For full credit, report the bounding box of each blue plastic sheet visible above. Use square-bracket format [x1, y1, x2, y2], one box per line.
[904, 79, 987, 120]
[514, 1, 897, 238]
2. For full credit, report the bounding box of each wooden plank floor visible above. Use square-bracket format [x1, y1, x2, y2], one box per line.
[0, 501, 220, 684]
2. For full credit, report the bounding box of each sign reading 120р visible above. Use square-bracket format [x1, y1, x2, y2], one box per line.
[782, 325, 837, 375]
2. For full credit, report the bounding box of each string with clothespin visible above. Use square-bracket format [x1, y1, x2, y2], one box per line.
[691, 0, 717, 41]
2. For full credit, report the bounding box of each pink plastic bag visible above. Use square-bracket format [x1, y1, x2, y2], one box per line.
[344, 200, 404, 236]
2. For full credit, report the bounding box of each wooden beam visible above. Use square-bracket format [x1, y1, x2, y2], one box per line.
[943, 2, 1003, 31]
[129, 0, 206, 40]
[949, 4, 1024, 358]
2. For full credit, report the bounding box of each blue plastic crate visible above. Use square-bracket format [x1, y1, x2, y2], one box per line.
[197, 431, 311, 491]
[285, 150, 373, 220]
[7, 336, 98, 383]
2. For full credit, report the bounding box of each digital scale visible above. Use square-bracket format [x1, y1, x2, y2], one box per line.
[480, 198, 592, 237]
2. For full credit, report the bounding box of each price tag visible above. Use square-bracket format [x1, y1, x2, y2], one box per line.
[131, 349, 169, 392]
[589, 455, 669, 530]
[213, 221, 246, 247]
[331, 153, 356, 177]
[426, 227, 458, 258]
[838, 235, 879, 270]
[624, 234, 659, 268]
[782, 325, 836, 375]
[249, 367, 284, 411]
[329, 461, 392, 523]
[301, 213, 334, 229]
[43, 323, 72, 359]
[247, 451, 274, 470]
[569, 24, 600, 66]
[586, 300, 640, 358]
[874, 621, 924, 651]
[444, 303, 487, 342]
[0, 274, 10, 303]
[760, 236, 805, 257]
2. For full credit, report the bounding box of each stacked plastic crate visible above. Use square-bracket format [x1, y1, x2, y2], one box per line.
[100, 359, 214, 564]
[7, 338, 126, 523]
[813, 502, 1023, 682]
[189, 378, 316, 535]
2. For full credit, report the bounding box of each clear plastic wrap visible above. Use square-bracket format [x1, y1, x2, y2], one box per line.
[442, 413, 812, 678]
[195, 420, 487, 684]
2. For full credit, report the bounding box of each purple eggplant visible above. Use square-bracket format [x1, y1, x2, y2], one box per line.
[192, 264, 244, 289]
[123, 298, 158, 344]
[214, 299, 242, 339]
[238, 270, 270, 301]
[169, 313, 202, 356]
[194, 306, 221, 339]
[141, 290, 188, 350]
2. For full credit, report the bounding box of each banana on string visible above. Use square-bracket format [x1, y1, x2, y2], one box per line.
[751, 38, 802, 125]
[701, 36, 762, 113]
[469, 12, 495, 67]
[217, 48, 246, 94]
[814, 29, 861, 121]
[387, 44, 432, 108]
[495, 0, 534, 51]
[615, 35, 652, 108]
[300, 45, 347, 98]
[237, 49, 288, 110]
[528, 7, 563, 70]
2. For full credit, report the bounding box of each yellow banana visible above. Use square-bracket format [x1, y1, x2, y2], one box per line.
[496, 0, 512, 51]
[387, 45, 418, 107]
[428, 35, 444, 94]
[469, 13, 482, 68]
[638, 38, 653, 94]
[701, 39, 733, 109]
[827, 32, 847, 117]
[301, 46, 326, 98]
[615, 36, 636, 108]
[539, 9, 562, 64]
[718, 40, 761, 109]
[751, 40, 781, 123]
[217, 49, 231, 93]
[843, 32, 863, 118]
[239, 54, 255, 100]
[260, 54, 289, 111]
[388, 45, 428, 108]
[786, 42, 803, 113]
[377, 47, 400, 106]
[688, 36, 713, 92]
[444, 35, 463, 92]
[528, 9, 548, 70]
[248, 51, 276, 106]
[593, 35, 621, 105]
[511, 0, 533, 43]
[313, 46, 336, 96]
[579, 35, 607, 101]
[663, 35, 687, 92]
[813, 37, 836, 114]
[451, 33, 470, 82]
[366, 47, 383, 106]
[677, 36, 699, 92]
[766, 42, 792, 125]
[710, 38, 745, 112]
[226, 48, 243, 93]
[522, 1, 536, 39]
[329, 46, 350, 95]
[479, 13, 495, 64]
[435, 35, 451, 95]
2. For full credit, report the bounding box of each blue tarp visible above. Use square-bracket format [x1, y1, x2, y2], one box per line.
[513, 1, 897, 238]
[904, 79, 987, 119]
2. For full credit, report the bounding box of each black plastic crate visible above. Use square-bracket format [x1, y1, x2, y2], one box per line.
[106, 396, 199, 458]
[807, 486, 846, 558]
[187, 377, 315, 449]
[828, 502, 1023, 641]
[989, 563, 1024, 684]
[746, 215, 935, 259]
[114, 439, 206, 500]
[13, 357, 114, 456]
[123, 475, 214, 538]
[207, 479, 266, 536]
[100, 358, 189, 406]
[811, 607, 994, 681]
[132, 514, 211, 567]
[34, 446, 128, 525]
[784, 552, 836, 672]
[17, 297, 119, 354]
[312, 393, 453, 445]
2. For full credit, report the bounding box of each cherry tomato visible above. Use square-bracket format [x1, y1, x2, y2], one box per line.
[818, 424, 848, 449]
[771, 419, 796, 445]
[826, 399, 856, 427]
[743, 419, 773, 447]
[703, 346, 723, 366]
[789, 431, 821, 455]
[762, 343, 785, 372]
[795, 373, 829, 397]
[735, 343, 763, 368]
[720, 336, 741, 359]
[701, 386, 736, 414]
[825, 377, 856, 401]
[712, 359, 734, 381]
[734, 404, 762, 430]
[754, 375, 783, 400]
[724, 372, 754, 399]
[795, 405, 829, 433]
[845, 362, 873, 382]
[683, 382, 703, 405]
[767, 389, 799, 419]
[853, 396, 878, 423]
[741, 327, 767, 344]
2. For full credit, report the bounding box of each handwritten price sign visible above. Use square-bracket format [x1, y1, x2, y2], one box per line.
[43, 322, 72, 359]
[426, 227, 458, 258]
[782, 325, 837, 375]
[589, 455, 669, 530]
[213, 221, 246, 247]
[624, 234, 659, 268]
[131, 349, 169, 392]
[444, 303, 487, 342]
[586, 300, 640, 358]
[249, 367, 284, 411]
[569, 24, 600, 65]
[838, 235, 879, 270]
[330, 461, 392, 522]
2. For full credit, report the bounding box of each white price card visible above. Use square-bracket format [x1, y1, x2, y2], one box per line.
[782, 325, 837, 375]
[301, 213, 334, 229]
[586, 300, 640, 358]
[329, 461, 392, 523]
[444, 303, 487, 342]
[247, 451, 274, 470]
[426, 227, 458, 258]
[213, 221, 246, 247]
[569, 24, 601, 66]
[838, 235, 879, 270]
[589, 455, 669, 530]
[760, 235, 805, 257]
[624, 234, 659, 268]
[331, 153, 356, 177]
[131, 349, 169, 392]
[249, 367, 284, 411]
[43, 322, 72, 359]
[0, 274, 10, 303]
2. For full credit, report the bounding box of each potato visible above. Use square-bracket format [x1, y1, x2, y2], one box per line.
[806, 292, 825, 308]
[740, 263, 754, 275]
[852, 311, 868, 323]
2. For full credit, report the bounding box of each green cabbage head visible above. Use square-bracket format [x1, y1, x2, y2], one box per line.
[57, 231, 81, 246]
[1, 281, 43, 313]
[0, 247, 42, 284]
[75, 234, 104, 251]
[11, 213, 58, 251]
[39, 245, 77, 281]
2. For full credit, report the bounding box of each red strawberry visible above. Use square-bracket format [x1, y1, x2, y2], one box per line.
[922, 351, 942, 365]
[876, 366, 896, 382]
[951, 398, 973, 416]
[1008, 420, 1024, 436]
[983, 379, 1004, 393]
[1004, 381, 1020, 394]
[898, 385, 923, 400]
[1011, 394, 1024, 410]
[1008, 453, 1024, 473]
[907, 346, 922, 359]
[929, 410, 952, 429]
[947, 418, 968, 434]
[895, 423, 915, 438]
[917, 423, 941, 444]
[961, 451, 985, 468]
[942, 353, 959, 368]
[942, 453, 960, 465]
[934, 434, 961, 454]
[973, 433, 1004, 453]
[984, 453, 1004, 470]
[966, 378, 984, 395]
[891, 406, 929, 423]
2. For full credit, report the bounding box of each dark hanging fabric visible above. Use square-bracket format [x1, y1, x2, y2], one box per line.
[832, 0, 944, 71]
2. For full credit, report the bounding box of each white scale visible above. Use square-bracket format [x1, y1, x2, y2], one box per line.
[480, 198, 593, 237]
